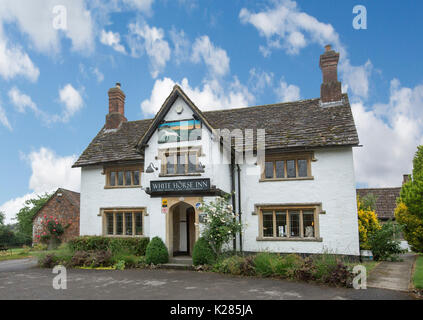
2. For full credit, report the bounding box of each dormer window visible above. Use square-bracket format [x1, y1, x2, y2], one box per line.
[160, 147, 203, 176]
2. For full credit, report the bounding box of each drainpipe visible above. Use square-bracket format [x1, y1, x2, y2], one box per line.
[237, 164, 243, 253]
[230, 156, 237, 251]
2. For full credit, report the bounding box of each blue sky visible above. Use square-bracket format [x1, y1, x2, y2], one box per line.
[1, 0, 422, 223]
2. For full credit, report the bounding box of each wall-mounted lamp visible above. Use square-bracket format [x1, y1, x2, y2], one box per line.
[145, 162, 158, 173]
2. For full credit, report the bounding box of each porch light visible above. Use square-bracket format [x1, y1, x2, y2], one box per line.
[145, 162, 158, 173]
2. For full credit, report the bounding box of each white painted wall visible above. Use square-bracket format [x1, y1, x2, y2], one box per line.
[79, 96, 360, 256]
[238, 147, 360, 256]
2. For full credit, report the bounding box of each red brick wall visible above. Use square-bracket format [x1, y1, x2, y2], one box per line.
[32, 195, 80, 243]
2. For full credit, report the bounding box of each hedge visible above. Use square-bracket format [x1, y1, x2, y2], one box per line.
[68, 236, 150, 256]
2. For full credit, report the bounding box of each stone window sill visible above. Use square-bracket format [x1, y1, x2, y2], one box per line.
[103, 235, 147, 238]
[159, 173, 203, 177]
[104, 185, 142, 189]
[256, 237, 323, 242]
[259, 177, 314, 182]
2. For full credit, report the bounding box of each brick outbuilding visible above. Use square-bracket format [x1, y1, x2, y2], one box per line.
[32, 188, 80, 244]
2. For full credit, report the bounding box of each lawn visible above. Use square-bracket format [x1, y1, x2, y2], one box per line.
[0, 248, 46, 262]
[413, 255, 423, 290]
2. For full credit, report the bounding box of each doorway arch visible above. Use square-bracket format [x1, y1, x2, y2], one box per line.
[166, 197, 201, 256]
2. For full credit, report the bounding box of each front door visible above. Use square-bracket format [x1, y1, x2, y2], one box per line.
[167, 198, 200, 257]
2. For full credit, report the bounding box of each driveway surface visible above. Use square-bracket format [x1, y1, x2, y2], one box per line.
[0, 260, 415, 300]
[368, 253, 416, 292]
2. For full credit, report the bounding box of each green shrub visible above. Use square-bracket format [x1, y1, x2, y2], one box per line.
[69, 250, 112, 267]
[111, 251, 139, 268]
[254, 253, 303, 278]
[145, 237, 168, 265]
[369, 221, 404, 261]
[68, 236, 149, 256]
[214, 255, 246, 275]
[114, 260, 125, 270]
[192, 237, 216, 266]
[311, 254, 339, 280]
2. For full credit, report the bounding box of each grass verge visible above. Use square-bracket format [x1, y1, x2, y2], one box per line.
[413, 255, 423, 290]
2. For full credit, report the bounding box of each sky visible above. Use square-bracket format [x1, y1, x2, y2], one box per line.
[0, 0, 422, 224]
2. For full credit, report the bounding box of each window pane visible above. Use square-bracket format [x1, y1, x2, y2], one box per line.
[298, 159, 308, 177]
[303, 210, 314, 238]
[106, 213, 114, 235]
[166, 155, 175, 174]
[188, 153, 197, 173]
[110, 172, 116, 186]
[116, 213, 123, 235]
[125, 213, 133, 235]
[125, 171, 132, 186]
[177, 154, 186, 174]
[135, 212, 143, 235]
[275, 160, 284, 178]
[287, 160, 296, 178]
[262, 211, 274, 237]
[289, 210, 300, 237]
[276, 211, 287, 237]
[117, 171, 124, 185]
[265, 161, 274, 179]
[133, 171, 140, 185]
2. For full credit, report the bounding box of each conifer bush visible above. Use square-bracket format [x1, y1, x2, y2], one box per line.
[145, 236, 169, 264]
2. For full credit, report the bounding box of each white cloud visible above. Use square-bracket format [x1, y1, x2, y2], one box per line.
[248, 68, 274, 93]
[191, 35, 230, 77]
[0, 193, 37, 224]
[122, 0, 154, 13]
[58, 84, 83, 121]
[169, 28, 191, 65]
[239, 0, 372, 99]
[100, 29, 126, 54]
[0, 0, 94, 54]
[0, 103, 12, 131]
[8, 87, 39, 114]
[274, 78, 301, 102]
[128, 21, 171, 78]
[141, 76, 254, 116]
[0, 28, 39, 82]
[0, 147, 81, 224]
[352, 79, 423, 187]
[92, 67, 104, 83]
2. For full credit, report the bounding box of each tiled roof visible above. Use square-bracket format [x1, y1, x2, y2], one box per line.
[58, 188, 80, 209]
[73, 94, 359, 168]
[356, 188, 401, 220]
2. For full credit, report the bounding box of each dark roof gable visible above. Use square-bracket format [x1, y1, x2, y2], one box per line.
[356, 188, 401, 220]
[73, 88, 359, 168]
[32, 188, 80, 221]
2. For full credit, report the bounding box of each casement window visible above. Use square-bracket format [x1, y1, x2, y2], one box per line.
[160, 147, 203, 176]
[103, 210, 144, 236]
[261, 153, 313, 181]
[258, 206, 319, 239]
[105, 167, 142, 188]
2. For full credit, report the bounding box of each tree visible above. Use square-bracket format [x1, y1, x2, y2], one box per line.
[399, 146, 423, 218]
[357, 197, 381, 250]
[15, 193, 52, 241]
[368, 221, 404, 261]
[396, 145, 423, 252]
[199, 196, 242, 257]
[0, 211, 4, 225]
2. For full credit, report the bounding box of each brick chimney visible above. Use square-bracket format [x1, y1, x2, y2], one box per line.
[105, 82, 127, 129]
[403, 174, 411, 185]
[319, 45, 342, 103]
